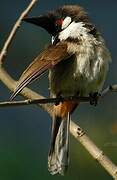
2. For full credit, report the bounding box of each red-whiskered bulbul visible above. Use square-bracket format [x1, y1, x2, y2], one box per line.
[10, 5, 111, 175]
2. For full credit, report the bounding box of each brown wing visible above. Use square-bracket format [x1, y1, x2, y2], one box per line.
[10, 42, 70, 100]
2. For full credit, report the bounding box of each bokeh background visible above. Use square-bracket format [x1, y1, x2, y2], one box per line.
[0, 0, 117, 179]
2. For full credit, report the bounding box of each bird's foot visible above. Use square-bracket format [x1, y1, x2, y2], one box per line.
[89, 92, 100, 106]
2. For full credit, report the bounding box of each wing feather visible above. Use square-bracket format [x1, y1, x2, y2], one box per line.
[10, 42, 70, 100]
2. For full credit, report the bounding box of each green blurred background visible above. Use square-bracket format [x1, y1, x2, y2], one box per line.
[0, 0, 117, 179]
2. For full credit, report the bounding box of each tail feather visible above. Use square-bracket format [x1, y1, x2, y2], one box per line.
[48, 113, 70, 175]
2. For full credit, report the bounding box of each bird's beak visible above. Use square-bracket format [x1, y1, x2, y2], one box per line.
[23, 15, 56, 35]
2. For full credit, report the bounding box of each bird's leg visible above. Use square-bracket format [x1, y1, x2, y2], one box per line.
[89, 92, 100, 106]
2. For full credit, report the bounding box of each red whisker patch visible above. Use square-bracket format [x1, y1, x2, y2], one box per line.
[55, 19, 63, 26]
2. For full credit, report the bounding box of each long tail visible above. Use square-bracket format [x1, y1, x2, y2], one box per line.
[48, 112, 70, 175]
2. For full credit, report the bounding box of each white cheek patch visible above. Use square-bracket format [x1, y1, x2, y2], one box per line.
[62, 16, 72, 30]
[59, 21, 89, 41]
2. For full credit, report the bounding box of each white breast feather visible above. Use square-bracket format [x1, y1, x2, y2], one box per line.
[58, 21, 111, 94]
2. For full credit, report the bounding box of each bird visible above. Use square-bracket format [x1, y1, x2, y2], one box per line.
[10, 5, 111, 175]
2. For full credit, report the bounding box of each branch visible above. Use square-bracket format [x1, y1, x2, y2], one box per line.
[0, 1, 117, 179]
[0, 0, 38, 64]
[0, 84, 117, 108]
[70, 121, 117, 179]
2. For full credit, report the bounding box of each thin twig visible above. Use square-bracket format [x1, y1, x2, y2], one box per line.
[0, 84, 117, 108]
[0, 96, 89, 107]
[101, 85, 117, 97]
[0, 2, 117, 179]
[0, 0, 38, 64]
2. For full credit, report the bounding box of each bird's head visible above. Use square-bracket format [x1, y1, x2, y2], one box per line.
[23, 5, 89, 36]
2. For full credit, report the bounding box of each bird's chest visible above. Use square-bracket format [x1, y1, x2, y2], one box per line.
[49, 46, 101, 97]
[49, 38, 109, 97]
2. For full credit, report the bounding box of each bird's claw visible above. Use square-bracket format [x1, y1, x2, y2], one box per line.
[89, 92, 100, 106]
